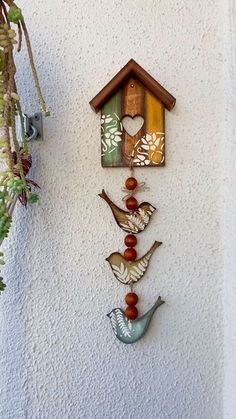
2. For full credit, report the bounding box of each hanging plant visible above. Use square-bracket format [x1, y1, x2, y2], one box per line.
[0, 0, 49, 293]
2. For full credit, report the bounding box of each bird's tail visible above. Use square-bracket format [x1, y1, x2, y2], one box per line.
[98, 189, 109, 202]
[148, 240, 162, 255]
[145, 296, 165, 319]
[98, 189, 123, 213]
[98, 189, 115, 207]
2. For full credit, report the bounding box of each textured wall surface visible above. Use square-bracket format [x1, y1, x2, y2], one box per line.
[223, 1, 236, 418]
[0, 1, 226, 418]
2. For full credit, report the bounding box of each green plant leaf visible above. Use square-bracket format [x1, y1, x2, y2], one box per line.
[0, 277, 6, 293]
[8, 5, 23, 24]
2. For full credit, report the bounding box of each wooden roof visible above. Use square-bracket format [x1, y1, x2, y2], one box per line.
[90, 59, 176, 113]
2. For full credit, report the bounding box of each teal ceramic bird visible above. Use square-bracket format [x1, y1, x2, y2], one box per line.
[107, 296, 164, 344]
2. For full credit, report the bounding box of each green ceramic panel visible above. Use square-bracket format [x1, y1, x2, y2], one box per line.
[101, 91, 122, 167]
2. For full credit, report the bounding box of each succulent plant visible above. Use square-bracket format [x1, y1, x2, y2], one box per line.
[0, 1, 49, 292]
[8, 5, 22, 24]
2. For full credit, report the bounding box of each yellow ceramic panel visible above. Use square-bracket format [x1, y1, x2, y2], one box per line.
[145, 91, 165, 165]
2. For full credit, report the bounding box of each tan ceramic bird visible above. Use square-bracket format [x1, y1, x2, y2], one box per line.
[98, 189, 156, 234]
[106, 241, 162, 285]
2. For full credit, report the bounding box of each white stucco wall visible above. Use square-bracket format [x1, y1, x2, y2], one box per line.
[223, 1, 236, 418]
[0, 0, 229, 418]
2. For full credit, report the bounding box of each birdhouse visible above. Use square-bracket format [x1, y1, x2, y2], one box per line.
[90, 59, 176, 167]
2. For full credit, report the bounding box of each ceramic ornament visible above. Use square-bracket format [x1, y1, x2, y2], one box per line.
[106, 241, 162, 286]
[90, 59, 176, 344]
[107, 297, 165, 344]
[90, 59, 175, 168]
[98, 189, 155, 234]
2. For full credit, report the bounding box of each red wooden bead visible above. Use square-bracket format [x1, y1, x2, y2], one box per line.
[125, 177, 137, 190]
[126, 196, 138, 210]
[125, 305, 138, 320]
[124, 234, 137, 247]
[125, 292, 138, 306]
[124, 247, 137, 261]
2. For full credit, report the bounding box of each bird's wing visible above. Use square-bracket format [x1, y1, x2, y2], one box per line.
[108, 241, 161, 285]
[106, 241, 162, 285]
[110, 261, 130, 284]
[113, 309, 132, 338]
[138, 204, 156, 225]
[111, 260, 143, 284]
[119, 204, 155, 234]
[119, 214, 145, 234]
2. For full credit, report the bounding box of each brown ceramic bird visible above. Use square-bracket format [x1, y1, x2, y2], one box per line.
[106, 241, 162, 285]
[98, 189, 156, 234]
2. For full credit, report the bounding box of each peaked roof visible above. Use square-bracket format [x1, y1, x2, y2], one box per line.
[90, 59, 176, 113]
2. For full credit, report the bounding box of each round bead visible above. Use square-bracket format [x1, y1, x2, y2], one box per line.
[125, 177, 137, 190]
[125, 292, 138, 306]
[125, 305, 138, 320]
[124, 234, 137, 247]
[124, 247, 137, 261]
[126, 196, 138, 210]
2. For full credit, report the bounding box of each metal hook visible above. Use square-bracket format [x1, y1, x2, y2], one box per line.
[16, 112, 43, 143]
[26, 124, 38, 141]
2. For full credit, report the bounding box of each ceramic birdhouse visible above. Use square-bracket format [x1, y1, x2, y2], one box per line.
[90, 59, 176, 167]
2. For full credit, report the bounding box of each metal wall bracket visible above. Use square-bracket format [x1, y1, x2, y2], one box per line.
[24, 112, 43, 141]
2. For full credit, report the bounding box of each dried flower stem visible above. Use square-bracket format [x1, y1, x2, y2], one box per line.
[0, 2, 14, 172]
[0, 4, 4, 24]
[0, 0, 9, 24]
[21, 19, 50, 116]
[2, 0, 13, 7]
[7, 48, 26, 182]
[13, 78, 28, 154]
[11, 102, 26, 185]
[16, 100, 28, 153]
[17, 21, 22, 52]
[2, 77, 14, 172]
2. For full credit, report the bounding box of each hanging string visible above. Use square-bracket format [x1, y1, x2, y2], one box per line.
[122, 181, 150, 201]
[122, 138, 141, 174]
[128, 149, 134, 175]
[122, 144, 149, 200]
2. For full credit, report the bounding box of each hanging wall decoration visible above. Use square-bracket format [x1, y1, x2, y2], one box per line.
[90, 59, 176, 344]
[0, 1, 49, 294]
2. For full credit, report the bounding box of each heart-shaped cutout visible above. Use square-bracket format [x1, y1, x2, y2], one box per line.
[122, 115, 144, 137]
